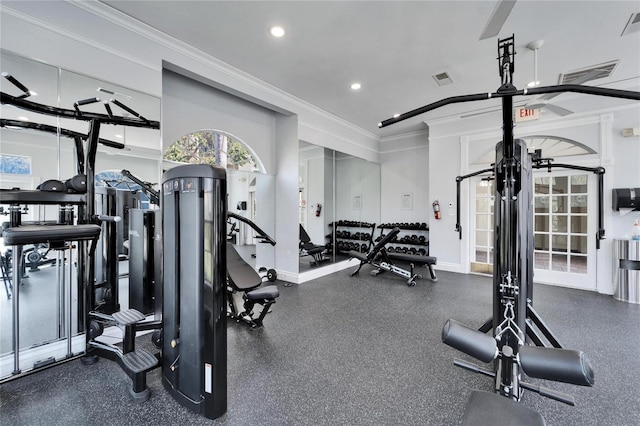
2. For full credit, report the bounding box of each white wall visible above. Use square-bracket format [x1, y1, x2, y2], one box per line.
[610, 108, 640, 239]
[335, 156, 380, 226]
[429, 105, 640, 293]
[380, 131, 430, 225]
[274, 115, 300, 279]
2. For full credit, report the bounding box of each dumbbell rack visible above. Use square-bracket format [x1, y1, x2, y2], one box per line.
[329, 220, 376, 254]
[377, 222, 429, 256]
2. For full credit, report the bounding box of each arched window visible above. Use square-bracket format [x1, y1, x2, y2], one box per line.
[163, 130, 264, 173]
[474, 136, 596, 165]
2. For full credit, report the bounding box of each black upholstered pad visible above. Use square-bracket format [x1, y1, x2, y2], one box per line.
[461, 391, 545, 426]
[387, 252, 437, 265]
[2, 224, 101, 245]
[227, 243, 263, 291]
[246, 285, 279, 300]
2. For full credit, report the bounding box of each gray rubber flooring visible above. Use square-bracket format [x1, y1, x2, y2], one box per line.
[1, 267, 639, 425]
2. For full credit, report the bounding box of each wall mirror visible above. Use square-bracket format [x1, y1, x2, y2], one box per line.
[0, 49, 161, 378]
[298, 141, 381, 276]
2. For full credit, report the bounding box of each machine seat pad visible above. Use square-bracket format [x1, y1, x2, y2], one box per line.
[461, 391, 545, 426]
[122, 348, 158, 374]
[227, 243, 263, 291]
[2, 224, 101, 246]
[348, 250, 369, 262]
[388, 252, 437, 265]
[112, 309, 146, 326]
[246, 285, 279, 300]
[303, 242, 324, 255]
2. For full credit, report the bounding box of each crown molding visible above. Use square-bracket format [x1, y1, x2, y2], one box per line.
[66, 0, 380, 143]
[0, 4, 158, 73]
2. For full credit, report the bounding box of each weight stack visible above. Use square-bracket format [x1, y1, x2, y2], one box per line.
[161, 164, 227, 420]
[128, 209, 161, 316]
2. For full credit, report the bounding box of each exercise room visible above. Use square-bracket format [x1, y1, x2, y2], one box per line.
[1, 1, 639, 425]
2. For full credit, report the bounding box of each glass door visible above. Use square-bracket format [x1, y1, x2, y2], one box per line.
[533, 173, 596, 290]
[471, 178, 494, 274]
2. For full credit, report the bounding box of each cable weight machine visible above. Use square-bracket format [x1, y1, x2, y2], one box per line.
[379, 35, 639, 422]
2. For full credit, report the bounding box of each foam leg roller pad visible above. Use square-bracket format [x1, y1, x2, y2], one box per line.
[65, 174, 87, 193]
[519, 345, 594, 386]
[442, 319, 498, 363]
[38, 179, 65, 192]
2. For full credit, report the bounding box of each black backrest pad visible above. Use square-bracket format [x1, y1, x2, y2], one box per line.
[3, 224, 101, 245]
[299, 224, 311, 243]
[226, 243, 263, 291]
[371, 227, 400, 253]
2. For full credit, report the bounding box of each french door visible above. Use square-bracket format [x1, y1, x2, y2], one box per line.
[471, 171, 597, 290]
[532, 172, 596, 290]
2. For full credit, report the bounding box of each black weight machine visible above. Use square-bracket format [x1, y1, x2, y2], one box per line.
[2, 74, 162, 399]
[161, 164, 228, 419]
[225, 212, 280, 327]
[378, 35, 640, 424]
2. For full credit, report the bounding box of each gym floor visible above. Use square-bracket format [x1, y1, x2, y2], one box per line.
[1, 266, 639, 425]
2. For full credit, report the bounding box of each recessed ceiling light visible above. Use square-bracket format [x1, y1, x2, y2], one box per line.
[29, 91, 38, 96]
[115, 134, 123, 139]
[393, 113, 400, 118]
[17, 116, 29, 121]
[527, 81, 540, 87]
[350, 83, 361, 90]
[270, 26, 285, 37]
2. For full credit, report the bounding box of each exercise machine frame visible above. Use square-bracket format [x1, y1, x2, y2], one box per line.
[379, 34, 639, 413]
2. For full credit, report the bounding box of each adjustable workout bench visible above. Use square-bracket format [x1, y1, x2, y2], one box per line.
[349, 227, 437, 286]
[226, 243, 279, 328]
[299, 224, 328, 266]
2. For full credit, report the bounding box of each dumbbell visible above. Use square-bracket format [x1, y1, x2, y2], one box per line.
[419, 235, 426, 243]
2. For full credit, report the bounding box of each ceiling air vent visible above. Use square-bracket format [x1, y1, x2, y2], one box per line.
[621, 12, 640, 36]
[432, 71, 454, 87]
[558, 60, 619, 84]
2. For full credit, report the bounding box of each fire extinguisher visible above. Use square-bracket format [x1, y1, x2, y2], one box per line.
[316, 203, 322, 217]
[432, 200, 441, 220]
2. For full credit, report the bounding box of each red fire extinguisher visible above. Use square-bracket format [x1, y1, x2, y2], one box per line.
[432, 200, 441, 220]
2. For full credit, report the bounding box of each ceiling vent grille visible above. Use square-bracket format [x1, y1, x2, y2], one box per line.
[558, 60, 619, 84]
[432, 71, 454, 87]
[621, 12, 640, 36]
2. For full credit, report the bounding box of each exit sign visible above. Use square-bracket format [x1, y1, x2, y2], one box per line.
[514, 107, 540, 122]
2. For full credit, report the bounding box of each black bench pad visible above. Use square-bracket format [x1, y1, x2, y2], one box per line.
[387, 252, 436, 265]
[227, 243, 263, 291]
[461, 391, 545, 426]
[246, 285, 279, 300]
[3, 224, 101, 245]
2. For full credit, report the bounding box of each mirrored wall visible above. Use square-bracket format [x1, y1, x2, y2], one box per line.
[0, 49, 160, 378]
[298, 142, 381, 274]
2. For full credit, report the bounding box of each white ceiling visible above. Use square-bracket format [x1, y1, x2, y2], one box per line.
[99, 0, 640, 138]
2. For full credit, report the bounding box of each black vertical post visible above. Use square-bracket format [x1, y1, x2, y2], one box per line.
[84, 120, 100, 346]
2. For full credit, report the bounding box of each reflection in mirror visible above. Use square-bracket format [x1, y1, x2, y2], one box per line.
[0, 49, 161, 377]
[298, 142, 381, 274]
